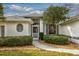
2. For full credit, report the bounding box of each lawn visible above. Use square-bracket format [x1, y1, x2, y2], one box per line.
[0, 46, 78, 56]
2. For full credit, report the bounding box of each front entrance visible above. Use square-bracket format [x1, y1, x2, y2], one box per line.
[32, 25, 39, 40]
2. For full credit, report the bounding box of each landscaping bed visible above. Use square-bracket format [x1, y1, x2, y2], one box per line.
[43, 34, 69, 45]
[0, 36, 32, 47]
[41, 34, 79, 50]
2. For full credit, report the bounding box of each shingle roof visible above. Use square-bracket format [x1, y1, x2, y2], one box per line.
[23, 13, 43, 18]
[0, 16, 33, 24]
[59, 15, 79, 25]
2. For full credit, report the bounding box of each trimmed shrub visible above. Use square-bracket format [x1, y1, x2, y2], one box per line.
[0, 36, 32, 47]
[43, 35, 69, 45]
[39, 32, 44, 40]
[43, 35, 51, 43]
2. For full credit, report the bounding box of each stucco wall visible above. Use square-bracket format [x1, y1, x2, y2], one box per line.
[5, 22, 31, 36]
[59, 21, 79, 37]
[0, 18, 46, 37]
[39, 19, 47, 35]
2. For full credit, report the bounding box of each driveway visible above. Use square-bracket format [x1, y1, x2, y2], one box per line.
[33, 40, 79, 54]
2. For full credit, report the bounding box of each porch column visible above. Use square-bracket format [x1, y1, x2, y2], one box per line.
[40, 19, 43, 33]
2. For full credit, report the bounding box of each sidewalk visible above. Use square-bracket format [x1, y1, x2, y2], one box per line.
[33, 40, 79, 55]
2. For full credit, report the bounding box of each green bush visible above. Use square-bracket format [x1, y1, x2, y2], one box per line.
[43, 35, 69, 45]
[43, 35, 51, 43]
[0, 36, 32, 47]
[39, 32, 44, 40]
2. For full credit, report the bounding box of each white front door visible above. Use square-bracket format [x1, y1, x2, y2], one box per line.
[32, 25, 39, 40]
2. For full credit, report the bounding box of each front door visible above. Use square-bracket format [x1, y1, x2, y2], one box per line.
[32, 25, 39, 40]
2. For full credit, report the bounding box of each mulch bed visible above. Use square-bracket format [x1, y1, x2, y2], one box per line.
[39, 40, 79, 50]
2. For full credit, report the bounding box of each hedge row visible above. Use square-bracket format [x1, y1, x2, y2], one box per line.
[0, 36, 32, 47]
[43, 35, 69, 45]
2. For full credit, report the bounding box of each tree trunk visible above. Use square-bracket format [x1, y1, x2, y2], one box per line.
[55, 24, 59, 35]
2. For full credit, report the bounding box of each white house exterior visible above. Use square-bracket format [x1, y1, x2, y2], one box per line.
[59, 15, 79, 37]
[59, 15, 79, 44]
[1, 13, 79, 42]
[0, 14, 47, 40]
[0, 16, 32, 36]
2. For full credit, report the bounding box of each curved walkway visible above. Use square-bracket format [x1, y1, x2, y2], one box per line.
[33, 40, 79, 55]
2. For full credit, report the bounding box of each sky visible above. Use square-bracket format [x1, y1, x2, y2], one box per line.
[3, 3, 79, 17]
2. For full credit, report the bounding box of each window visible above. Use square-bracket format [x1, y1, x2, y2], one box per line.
[17, 24, 23, 32]
[33, 27, 38, 33]
[49, 24, 56, 34]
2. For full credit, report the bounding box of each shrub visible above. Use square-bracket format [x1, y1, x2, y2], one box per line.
[43, 35, 51, 43]
[39, 32, 44, 40]
[0, 36, 32, 47]
[51, 36, 68, 45]
[43, 35, 69, 45]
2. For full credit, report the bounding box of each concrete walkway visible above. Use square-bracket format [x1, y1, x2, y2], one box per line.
[33, 40, 79, 55]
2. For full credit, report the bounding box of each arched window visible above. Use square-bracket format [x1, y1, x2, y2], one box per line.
[17, 24, 23, 32]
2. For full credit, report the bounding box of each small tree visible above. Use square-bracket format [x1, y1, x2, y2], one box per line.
[0, 3, 5, 21]
[43, 6, 69, 34]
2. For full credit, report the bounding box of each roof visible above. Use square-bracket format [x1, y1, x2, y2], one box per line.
[23, 13, 43, 18]
[1, 13, 43, 21]
[0, 16, 33, 24]
[59, 15, 79, 25]
[0, 13, 43, 23]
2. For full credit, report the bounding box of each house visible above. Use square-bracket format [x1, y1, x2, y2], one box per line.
[0, 13, 49, 40]
[1, 12, 79, 42]
[59, 15, 79, 37]
[0, 16, 33, 37]
[0, 13, 56, 40]
[59, 15, 79, 44]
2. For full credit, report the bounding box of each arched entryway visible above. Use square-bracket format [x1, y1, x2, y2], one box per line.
[32, 18, 40, 41]
[32, 24, 39, 40]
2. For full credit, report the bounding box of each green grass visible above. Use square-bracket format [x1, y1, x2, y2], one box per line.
[0, 49, 78, 56]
